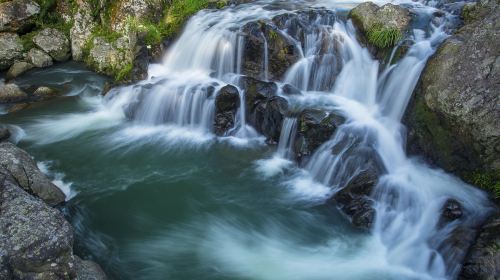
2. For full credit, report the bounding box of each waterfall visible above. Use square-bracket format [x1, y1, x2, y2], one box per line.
[276, 117, 298, 159]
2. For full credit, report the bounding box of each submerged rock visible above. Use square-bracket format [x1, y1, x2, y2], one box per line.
[6, 61, 34, 80]
[215, 85, 240, 136]
[405, 0, 499, 191]
[459, 213, 500, 280]
[0, 142, 65, 206]
[32, 86, 62, 101]
[27, 48, 53, 68]
[0, 33, 23, 70]
[33, 28, 71, 62]
[293, 109, 344, 161]
[0, 0, 40, 33]
[0, 83, 28, 103]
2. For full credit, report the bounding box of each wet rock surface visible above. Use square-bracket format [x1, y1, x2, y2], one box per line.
[0, 142, 65, 206]
[215, 85, 240, 136]
[0, 83, 28, 103]
[459, 212, 500, 280]
[6, 61, 34, 80]
[27, 48, 54, 68]
[405, 0, 499, 190]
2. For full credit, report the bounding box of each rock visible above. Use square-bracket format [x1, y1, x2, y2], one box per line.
[86, 34, 137, 80]
[0, 142, 65, 205]
[459, 212, 500, 280]
[0, 83, 28, 103]
[0, 33, 23, 70]
[293, 109, 344, 161]
[238, 76, 289, 141]
[6, 61, 34, 80]
[110, 0, 165, 32]
[441, 199, 464, 223]
[71, 0, 98, 61]
[349, 2, 411, 50]
[330, 158, 380, 230]
[33, 28, 71, 62]
[7, 103, 29, 113]
[0, 127, 10, 142]
[56, 0, 73, 23]
[405, 0, 499, 190]
[241, 20, 300, 80]
[27, 48, 53, 68]
[0, 0, 40, 32]
[74, 256, 108, 280]
[0, 177, 74, 279]
[281, 84, 302, 95]
[32, 86, 62, 101]
[251, 96, 288, 144]
[214, 85, 240, 136]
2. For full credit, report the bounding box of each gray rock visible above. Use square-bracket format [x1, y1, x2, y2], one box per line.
[110, 0, 165, 32]
[33, 28, 71, 62]
[71, 0, 98, 61]
[0, 83, 27, 103]
[459, 212, 500, 280]
[0, 142, 65, 205]
[0, 177, 74, 279]
[0, 0, 40, 32]
[405, 0, 499, 188]
[27, 48, 54, 68]
[86, 34, 137, 79]
[6, 61, 34, 80]
[0, 33, 23, 70]
[32, 86, 62, 101]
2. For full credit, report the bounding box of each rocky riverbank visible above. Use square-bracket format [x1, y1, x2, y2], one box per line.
[0, 129, 107, 279]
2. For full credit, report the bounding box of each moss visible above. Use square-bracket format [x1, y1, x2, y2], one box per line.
[366, 24, 402, 49]
[20, 31, 38, 52]
[126, 17, 165, 46]
[163, 0, 210, 38]
[464, 171, 500, 198]
[115, 62, 133, 82]
[268, 29, 279, 41]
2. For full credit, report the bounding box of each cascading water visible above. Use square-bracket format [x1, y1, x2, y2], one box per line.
[7, 1, 492, 279]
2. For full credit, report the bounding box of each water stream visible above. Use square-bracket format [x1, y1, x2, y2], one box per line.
[0, 0, 492, 279]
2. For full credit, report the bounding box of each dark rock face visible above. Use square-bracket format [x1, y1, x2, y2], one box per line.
[405, 0, 499, 190]
[459, 213, 500, 280]
[329, 157, 381, 230]
[214, 85, 240, 136]
[0, 127, 11, 142]
[241, 19, 300, 80]
[0, 142, 65, 206]
[0, 0, 40, 33]
[238, 76, 288, 142]
[441, 199, 464, 222]
[293, 109, 344, 161]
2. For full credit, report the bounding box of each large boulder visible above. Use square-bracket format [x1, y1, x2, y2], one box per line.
[293, 109, 344, 161]
[0, 142, 65, 206]
[86, 34, 137, 80]
[0, 83, 28, 103]
[405, 0, 499, 191]
[33, 28, 71, 62]
[71, 0, 99, 61]
[214, 85, 240, 136]
[27, 48, 53, 68]
[110, 0, 165, 32]
[459, 212, 500, 280]
[349, 2, 411, 50]
[0, 0, 40, 32]
[0, 33, 23, 70]
[0, 178, 74, 279]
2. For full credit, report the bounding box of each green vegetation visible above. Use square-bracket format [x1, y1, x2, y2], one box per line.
[115, 62, 133, 81]
[126, 17, 165, 46]
[466, 171, 500, 199]
[366, 24, 402, 49]
[20, 31, 38, 51]
[164, 0, 224, 38]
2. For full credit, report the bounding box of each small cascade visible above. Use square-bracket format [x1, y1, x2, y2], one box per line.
[263, 35, 270, 81]
[276, 117, 298, 159]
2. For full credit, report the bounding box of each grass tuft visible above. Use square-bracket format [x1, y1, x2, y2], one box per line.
[367, 24, 403, 49]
